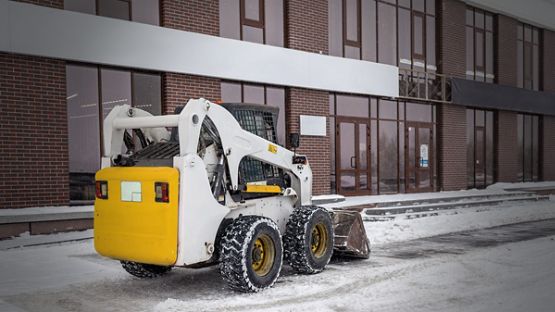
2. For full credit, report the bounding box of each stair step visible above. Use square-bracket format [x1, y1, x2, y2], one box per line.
[370, 191, 534, 209]
[364, 195, 550, 216]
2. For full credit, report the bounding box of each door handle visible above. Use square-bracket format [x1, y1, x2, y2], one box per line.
[350, 156, 356, 169]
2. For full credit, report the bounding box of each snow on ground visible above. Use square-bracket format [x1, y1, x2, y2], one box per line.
[154, 235, 555, 312]
[0, 240, 125, 298]
[488, 181, 555, 191]
[0, 198, 554, 311]
[322, 188, 515, 209]
[0, 230, 93, 250]
[366, 199, 555, 245]
[0, 205, 93, 217]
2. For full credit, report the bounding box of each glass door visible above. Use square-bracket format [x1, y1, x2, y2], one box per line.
[406, 123, 433, 193]
[335, 117, 371, 195]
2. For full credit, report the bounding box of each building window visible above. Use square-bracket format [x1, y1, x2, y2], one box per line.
[220, 0, 284, 47]
[221, 82, 286, 145]
[329, 0, 436, 71]
[329, 94, 436, 195]
[517, 114, 541, 182]
[466, 109, 495, 189]
[66, 64, 162, 201]
[517, 24, 542, 90]
[465, 7, 495, 83]
[64, 0, 160, 25]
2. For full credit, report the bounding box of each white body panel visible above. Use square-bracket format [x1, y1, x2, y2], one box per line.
[102, 99, 313, 265]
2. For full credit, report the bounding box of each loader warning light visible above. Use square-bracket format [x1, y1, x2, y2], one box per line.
[155, 182, 169, 203]
[95, 181, 108, 199]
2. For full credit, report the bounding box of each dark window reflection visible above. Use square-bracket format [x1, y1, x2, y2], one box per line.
[66, 64, 162, 201]
[64, 0, 160, 25]
[220, 0, 284, 47]
[517, 114, 541, 182]
[98, 0, 130, 20]
[65, 0, 96, 14]
[330, 0, 436, 71]
[467, 109, 495, 188]
[132, 72, 161, 116]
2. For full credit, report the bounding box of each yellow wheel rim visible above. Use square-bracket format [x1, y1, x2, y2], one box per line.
[251, 234, 275, 277]
[311, 223, 328, 258]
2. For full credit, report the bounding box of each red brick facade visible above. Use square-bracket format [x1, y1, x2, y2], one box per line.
[161, 0, 219, 36]
[437, 104, 467, 191]
[497, 15, 518, 87]
[160, 0, 221, 115]
[0, 53, 68, 208]
[542, 116, 555, 181]
[285, 0, 330, 195]
[285, 0, 328, 54]
[496, 111, 518, 182]
[438, 0, 466, 78]
[286, 88, 330, 195]
[163, 74, 221, 114]
[436, 0, 467, 191]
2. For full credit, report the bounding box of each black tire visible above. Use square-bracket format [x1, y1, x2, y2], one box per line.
[220, 216, 283, 292]
[284, 206, 334, 274]
[120, 261, 172, 278]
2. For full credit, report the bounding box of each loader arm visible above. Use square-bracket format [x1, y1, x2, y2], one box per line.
[103, 98, 312, 206]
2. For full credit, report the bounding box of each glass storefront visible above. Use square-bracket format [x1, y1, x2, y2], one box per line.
[66, 64, 162, 201]
[65, 0, 160, 25]
[330, 94, 436, 195]
[466, 109, 495, 188]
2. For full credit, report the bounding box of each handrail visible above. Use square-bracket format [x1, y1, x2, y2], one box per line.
[398, 68, 452, 103]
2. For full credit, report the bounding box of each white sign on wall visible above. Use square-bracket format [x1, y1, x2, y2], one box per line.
[420, 144, 429, 168]
[300, 115, 327, 136]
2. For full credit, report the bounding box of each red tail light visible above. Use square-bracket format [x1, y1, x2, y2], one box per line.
[155, 182, 169, 203]
[95, 181, 108, 199]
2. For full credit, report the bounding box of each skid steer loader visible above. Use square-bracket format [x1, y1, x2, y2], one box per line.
[94, 98, 369, 292]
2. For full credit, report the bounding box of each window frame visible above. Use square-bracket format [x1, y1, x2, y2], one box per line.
[517, 23, 542, 91]
[240, 0, 265, 28]
[342, 0, 362, 48]
[465, 6, 495, 83]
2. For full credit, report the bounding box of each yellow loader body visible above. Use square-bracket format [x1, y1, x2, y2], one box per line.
[94, 167, 179, 266]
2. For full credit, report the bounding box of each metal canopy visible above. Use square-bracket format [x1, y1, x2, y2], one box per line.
[451, 78, 555, 116]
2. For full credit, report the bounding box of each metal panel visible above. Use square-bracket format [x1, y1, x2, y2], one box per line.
[451, 78, 555, 116]
[1, 1, 399, 98]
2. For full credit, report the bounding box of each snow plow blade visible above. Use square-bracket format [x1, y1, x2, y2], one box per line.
[332, 210, 370, 259]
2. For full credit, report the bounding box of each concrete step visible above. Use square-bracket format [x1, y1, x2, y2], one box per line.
[0, 206, 93, 239]
[363, 194, 550, 219]
[368, 191, 534, 209]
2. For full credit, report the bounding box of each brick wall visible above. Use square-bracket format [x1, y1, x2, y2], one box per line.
[285, 0, 328, 54]
[497, 15, 518, 87]
[496, 111, 518, 182]
[285, 0, 329, 195]
[0, 53, 68, 208]
[161, 0, 219, 35]
[163, 73, 221, 114]
[543, 30, 555, 92]
[542, 116, 555, 181]
[437, 0, 466, 78]
[437, 104, 467, 191]
[287, 88, 330, 195]
[160, 0, 221, 114]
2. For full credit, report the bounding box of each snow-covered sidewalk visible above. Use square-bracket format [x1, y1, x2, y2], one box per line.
[366, 199, 555, 245]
